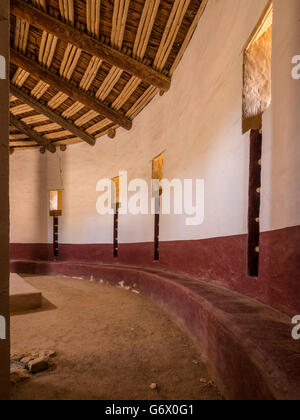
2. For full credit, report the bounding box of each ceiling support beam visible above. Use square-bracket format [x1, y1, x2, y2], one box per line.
[10, 0, 171, 92]
[10, 49, 132, 131]
[11, 85, 96, 146]
[10, 114, 56, 153]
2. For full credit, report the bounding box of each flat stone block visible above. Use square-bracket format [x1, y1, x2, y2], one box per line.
[10, 273, 42, 313]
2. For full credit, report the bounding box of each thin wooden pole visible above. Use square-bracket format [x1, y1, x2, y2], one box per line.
[113, 203, 119, 258]
[154, 197, 160, 261]
[53, 217, 59, 258]
[248, 129, 262, 277]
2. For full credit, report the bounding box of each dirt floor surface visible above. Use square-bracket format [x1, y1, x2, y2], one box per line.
[10, 275, 222, 400]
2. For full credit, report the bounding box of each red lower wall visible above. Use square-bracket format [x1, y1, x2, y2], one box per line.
[10, 225, 300, 315]
[10, 243, 50, 261]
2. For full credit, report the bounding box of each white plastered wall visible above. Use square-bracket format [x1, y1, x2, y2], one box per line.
[260, 0, 300, 232]
[10, 0, 299, 245]
[10, 151, 48, 243]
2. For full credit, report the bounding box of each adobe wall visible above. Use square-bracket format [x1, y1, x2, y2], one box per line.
[10, 0, 300, 315]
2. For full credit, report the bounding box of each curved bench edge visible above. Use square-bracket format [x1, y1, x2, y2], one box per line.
[10, 259, 300, 400]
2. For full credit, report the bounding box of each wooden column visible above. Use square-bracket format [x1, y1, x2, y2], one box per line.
[154, 197, 160, 261]
[113, 204, 119, 258]
[53, 217, 59, 258]
[248, 129, 262, 277]
[0, 0, 10, 401]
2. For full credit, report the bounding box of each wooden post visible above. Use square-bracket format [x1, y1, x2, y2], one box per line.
[53, 217, 59, 258]
[248, 129, 262, 277]
[0, 0, 10, 401]
[154, 197, 160, 261]
[113, 204, 119, 258]
[152, 154, 163, 262]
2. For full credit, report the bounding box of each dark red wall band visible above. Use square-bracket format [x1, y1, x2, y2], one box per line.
[10, 225, 300, 316]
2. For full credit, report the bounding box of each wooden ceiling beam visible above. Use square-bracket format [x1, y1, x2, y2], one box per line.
[10, 49, 132, 131]
[10, 0, 171, 92]
[11, 85, 96, 147]
[10, 114, 56, 153]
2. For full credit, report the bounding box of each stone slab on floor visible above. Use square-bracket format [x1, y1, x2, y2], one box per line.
[10, 273, 42, 313]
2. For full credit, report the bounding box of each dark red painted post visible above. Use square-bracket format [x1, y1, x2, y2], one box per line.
[154, 197, 160, 261]
[53, 216, 59, 258]
[248, 129, 262, 277]
[113, 203, 119, 258]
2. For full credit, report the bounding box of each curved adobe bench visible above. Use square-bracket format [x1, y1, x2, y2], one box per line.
[10, 259, 300, 400]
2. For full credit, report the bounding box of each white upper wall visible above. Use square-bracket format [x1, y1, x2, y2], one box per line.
[260, 0, 300, 231]
[10, 0, 299, 245]
[10, 151, 48, 243]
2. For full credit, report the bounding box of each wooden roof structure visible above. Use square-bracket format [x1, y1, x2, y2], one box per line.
[9, 0, 207, 153]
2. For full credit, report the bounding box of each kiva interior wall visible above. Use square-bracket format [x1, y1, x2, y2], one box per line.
[258, 0, 300, 316]
[260, 0, 300, 232]
[10, 0, 300, 315]
[43, 0, 270, 245]
[10, 151, 48, 244]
